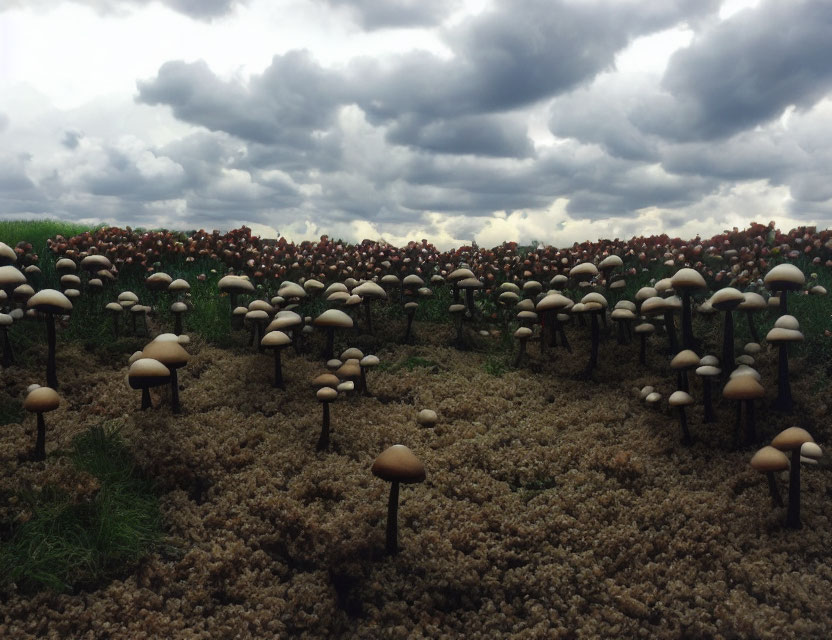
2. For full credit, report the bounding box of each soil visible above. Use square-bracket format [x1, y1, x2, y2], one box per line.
[1, 314, 830, 639]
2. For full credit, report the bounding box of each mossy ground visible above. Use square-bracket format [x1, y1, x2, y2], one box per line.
[1, 309, 831, 639]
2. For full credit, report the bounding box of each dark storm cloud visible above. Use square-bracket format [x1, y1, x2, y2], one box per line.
[643, 0, 832, 141]
[137, 52, 345, 146]
[318, 0, 458, 30]
[61, 130, 82, 149]
[0, 113, 9, 133]
[0, 154, 51, 215]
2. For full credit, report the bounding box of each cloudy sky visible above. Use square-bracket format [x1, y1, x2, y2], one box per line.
[1, 0, 831, 249]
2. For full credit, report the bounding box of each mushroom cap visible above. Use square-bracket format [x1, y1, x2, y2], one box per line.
[128, 350, 144, 364]
[514, 326, 533, 339]
[24, 386, 60, 413]
[146, 272, 173, 289]
[738, 292, 767, 311]
[610, 308, 636, 320]
[598, 255, 623, 270]
[750, 446, 790, 472]
[654, 278, 674, 295]
[245, 309, 269, 323]
[801, 441, 822, 460]
[403, 274, 425, 287]
[614, 300, 636, 312]
[515, 298, 535, 312]
[499, 282, 521, 295]
[326, 359, 342, 371]
[313, 308, 354, 328]
[128, 358, 171, 389]
[416, 409, 437, 426]
[27, 288, 72, 313]
[380, 274, 400, 286]
[635, 286, 658, 302]
[341, 347, 364, 361]
[771, 427, 814, 451]
[80, 254, 112, 271]
[773, 315, 800, 330]
[709, 287, 744, 311]
[248, 299, 275, 314]
[536, 293, 571, 312]
[448, 303, 466, 314]
[404, 301, 419, 312]
[670, 268, 706, 290]
[317, 386, 337, 402]
[581, 291, 607, 308]
[639, 386, 654, 400]
[324, 282, 349, 296]
[645, 392, 662, 404]
[261, 330, 291, 348]
[154, 332, 180, 342]
[522, 280, 543, 294]
[168, 278, 190, 292]
[516, 310, 537, 322]
[0, 313, 11, 326]
[550, 274, 568, 288]
[0, 242, 17, 265]
[696, 365, 722, 377]
[118, 291, 139, 303]
[722, 374, 765, 400]
[60, 274, 81, 287]
[372, 445, 426, 483]
[141, 340, 189, 368]
[764, 263, 805, 290]
[278, 282, 306, 299]
[668, 390, 694, 407]
[335, 360, 361, 380]
[671, 349, 701, 370]
[171, 301, 188, 313]
[736, 355, 755, 366]
[312, 373, 340, 388]
[304, 279, 325, 292]
[569, 262, 598, 279]
[352, 281, 388, 299]
[457, 277, 483, 289]
[699, 355, 719, 366]
[634, 322, 655, 334]
[105, 301, 123, 313]
[765, 327, 804, 343]
[447, 268, 475, 282]
[809, 285, 827, 295]
[218, 275, 255, 294]
[360, 354, 380, 368]
[639, 296, 667, 316]
[336, 381, 355, 393]
[327, 291, 350, 304]
[744, 342, 762, 355]
[729, 365, 761, 381]
[55, 258, 76, 272]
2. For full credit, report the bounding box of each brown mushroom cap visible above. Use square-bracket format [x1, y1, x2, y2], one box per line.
[23, 386, 60, 413]
[416, 409, 437, 426]
[771, 427, 814, 451]
[27, 288, 73, 314]
[750, 446, 790, 472]
[312, 373, 340, 388]
[317, 387, 337, 402]
[372, 445, 426, 483]
[261, 330, 291, 348]
[313, 308, 354, 328]
[128, 358, 171, 389]
[671, 268, 706, 290]
[668, 390, 694, 407]
[722, 374, 765, 400]
[671, 349, 700, 370]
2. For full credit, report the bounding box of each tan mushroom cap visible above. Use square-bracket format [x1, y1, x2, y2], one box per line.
[0, 313, 11, 326]
[312, 373, 340, 388]
[105, 302, 123, 313]
[360, 355, 380, 368]
[739, 292, 767, 311]
[750, 446, 790, 472]
[372, 445, 426, 483]
[341, 347, 364, 360]
[645, 392, 661, 404]
[809, 285, 827, 295]
[639, 385, 654, 400]
[403, 274, 424, 287]
[447, 268, 475, 282]
[278, 282, 306, 299]
[337, 381, 354, 393]
[317, 386, 337, 402]
[248, 299, 275, 314]
[128, 358, 171, 389]
[773, 315, 799, 330]
[634, 322, 655, 334]
[80, 254, 112, 271]
[171, 301, 188, 313]
[327, 291, 350, 303]
[514, 326, 533, 339]
[771, 427, 814, 451]
[141, 340, 189, 369]
[722, 375, 765, 400]
[499, 282, 521, 294]
[417, 409, 437, 426]
[261, 330, 291, 347]
[598, 255, 623, 270]
[581, 292, 608, 308]
[55, 258, 76, 272]
[304, 279, 325, 293]
[764, 263, 805, 290]
[313, 308, 354, 328]
[710, 287, 744, 311]
[24, 386, 60, 413]
[639, 296, 667, 316]
[168, 278, 190, 293]
[696, 365, 721, 377]
[801, 441, 822, 460]
[765, 327, 804, 343]
[0, 242, 17, 264]
[324, 282, 349, 296]
[736, 354, 755, 366]
[335, 360, 361, 380]
[352, 281, 388, 299]
[516, 310, 538, 322]
[146, 272, 173, 288]
[60, 274, 81, 287]
[670, 268, 706, 290]
[569, 262, 598, 279]
[515, 298, 535, 312]
[610, 308, 636, 320]
[730, 365, 761, 381]
[27, 288, 72, 313]
[218, 275, 255, 294]
[744, 342, 762, 355]
[448, 303, 466, 314]
[635, 286, 658, 302]
[671, 350, 700, 370]
[669, 390, 694, 407]
[700, 355, 719, 366]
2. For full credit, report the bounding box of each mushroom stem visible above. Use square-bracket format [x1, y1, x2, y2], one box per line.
[316, 401, 331, 451]
[174, 312, 183, 335]
[386, 480, 400, 555]
[663, 310, 678, 355]
[34, 412, 46, 461]
[681, 291, 694, 350]
[678, 407, 692, 446]
[702, 379, 715, 423]
[404, 310, 415, 342]
[1, 326, 13, 367]
[779, 291, 788, 316]
[766, 471, 784, 508]
[324, 327, 335, 360]
[744, 399, 757, 447]
[141, 387, 151, 410]
[360, 367, 369, 396]
[616, 319, 626, 345]
[676, 371, 689, 393]
[273, 350, 284, 389]
[774, 343, 793, 413]
[46, 313, 58, 390]
[585, 311, 600, 375]
[452, 283, 460, 304]
[746, 310, 760, 343]
[786, 447, 801, 529]
[639, 333, 648, 365]
[557, 317, 571, 353]
[733, 401, 742, 450]
[513, 337, 528, 368]
[111, 314, 119, 338]
[464, 287, 476, 318]
[722, 310, 735, 376]
[170, 368, 181, 414]
[454, 314, 464, 346]
[363, 299, 374, 334]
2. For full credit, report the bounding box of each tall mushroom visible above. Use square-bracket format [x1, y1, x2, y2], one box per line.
[316, 386, 337, 451]
[764, 263, 805, 316]
[750, 445, 789, 508]
[313, 309, 354, 360]
[261, 331, 291, 388]
[513, 327, 532, 368]
[0, 313, 13, 367]
[372, 444, 426, 555]
[722, 373, 765, 448]
[23, 386, 61, 461]
[27, 289, 72, 390]
[709, 287, 745, 376]
[766, 318, 804, 413]
[128, 358, 171, 410]
[695, 363, 721, 423]
[141, 339, 190, 413]
[634, 322, 655, 365]
[668, 390, 694, 446]
[670, 268, 706, 350]
[771, 427, 815, 529]
[738, 292, 767, 343]
[351, 281, 387, 334]
[670, 349, 699, 392]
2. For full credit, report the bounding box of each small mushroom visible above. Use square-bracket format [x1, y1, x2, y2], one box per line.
[771, 427, 815, 529]
[141, 340, 190, 413]
[513, 327, 532, 368]
[695, 364, 721, 423]
[316, 386, 338, 451]
[668, 390, 694, 446]
[261, 331, 291, 388]
[171, 301, 188, 335]
[750, 445, 789, 508]
[723, 373, 765, 448]
[766, 319, 804, 413]
[27, 289, 72, 390]
[23, 386, 61, 461]
[416, 409, 438, 427]
[128, 358, 171, 410]
[372, 444, 426, 555]
[313, 309, 354, 360]
[359, 354, 380, 395]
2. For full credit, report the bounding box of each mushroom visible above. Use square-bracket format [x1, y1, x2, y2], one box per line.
[722, 373, 765, 448]
[536, 293, 572, 352]
[0, 313, 13, 367]
[0, 265, 27, 310]
[670, 349, 699, 392]
[447, 268, 475, 304]
[23, 386, 60, 461]
[371, 444, 426, 554]
[105, 301, 123, 337]
[359, 354, 380, 395]
[449, 303, 467, 347]
[580, 292, 607, 376]
[417, 409, 438, 427]
[610, 307, 636, 345]
[218, 275, 255, 323]
[513, 326, 532, 368]
[695, 364, 721, 423]
[670, 268, 706, 350]
[766, 318, 804, 413]
[403, 301, 419, 342]
[738, 292, 767, 343]
[141, 339, 190, 413]
[128, 358, 171, 410]
[456, 277, 483, 318]
[709, 287, 745, 376]
[313, 309, 354, 360]
[634, 322, 655, 365]
[771, 427, 816, 529]
[261, 331, 291, 388]
[351, 281, 387, 334]
[245, 309, 270, 352]
[668, 390, 694, 446]
[316, 386, 338, 451]
[750, 446, 789, 508]
[764, 263, 805, 315]
[171, 301, 188, 335]
[27, 289, 72, 390]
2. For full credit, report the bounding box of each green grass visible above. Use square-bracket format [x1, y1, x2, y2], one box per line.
[483, 354, 508, 377]
[0, 219, 99, 253]
[0, 422, 164, 594]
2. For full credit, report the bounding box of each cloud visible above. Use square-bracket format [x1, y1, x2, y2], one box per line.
[317, 0, 459, 30]
[645, 0, 832, 141]
[0, 0, 248, 21]
[61, 129, 82, 149]
[0, 113, 9, 132]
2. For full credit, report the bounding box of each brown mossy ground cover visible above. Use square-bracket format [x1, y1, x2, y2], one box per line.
[1, 313, 831, 639]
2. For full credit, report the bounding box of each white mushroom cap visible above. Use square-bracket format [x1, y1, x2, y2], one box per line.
[416, 409, 437, 426]
[639, 385, 654, 400]
[645, 392, 661, 404]
[261, 330, 291, 347]
[668, 390, 694, 407]
[773, 315, 800, 330]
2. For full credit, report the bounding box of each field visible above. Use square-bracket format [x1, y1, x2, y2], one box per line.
[1, 221, 831, 639]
